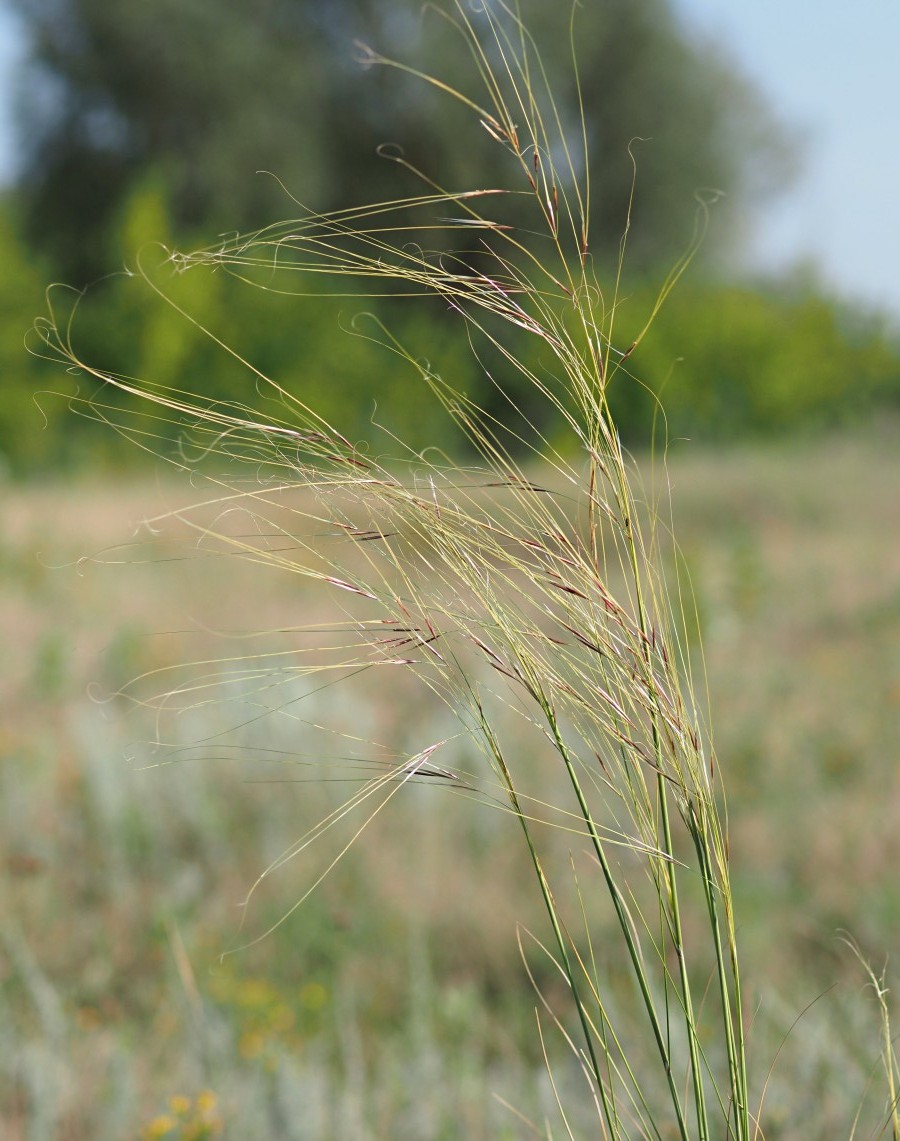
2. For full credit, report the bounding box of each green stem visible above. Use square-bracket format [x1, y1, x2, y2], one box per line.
[613, 452, 710, 1138]
[658, 771, 710, 1139]
[689, 801, 749, 1139]
[477, 708, 619, 1134]
[545, 710, 691, 1141]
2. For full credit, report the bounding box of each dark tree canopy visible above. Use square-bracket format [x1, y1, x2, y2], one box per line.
[9, 0, 792, 284]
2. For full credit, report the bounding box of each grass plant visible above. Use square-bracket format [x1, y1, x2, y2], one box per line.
[27, 1, 898, 1136]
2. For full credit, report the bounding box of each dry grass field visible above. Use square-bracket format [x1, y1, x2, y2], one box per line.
[2, 431, 899, 1138]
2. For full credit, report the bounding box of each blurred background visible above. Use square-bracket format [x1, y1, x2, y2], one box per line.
[0, 0, 898, 473]
[1, 1, 898, 1137]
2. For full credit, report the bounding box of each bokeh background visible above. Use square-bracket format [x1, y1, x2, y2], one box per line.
[1, 1, 898, 1137]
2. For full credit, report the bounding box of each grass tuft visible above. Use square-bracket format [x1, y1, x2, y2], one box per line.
[27, 2, 897, 1136]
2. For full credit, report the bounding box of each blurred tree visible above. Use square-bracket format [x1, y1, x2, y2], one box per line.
[8, 0, 792, 285]
[0, 195, 82, 473]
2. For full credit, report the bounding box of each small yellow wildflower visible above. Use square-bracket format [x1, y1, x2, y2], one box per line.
[142, 1113, 177, 1139]
[300, 981, 327, 1011]
[195, 1090, 217, 1116]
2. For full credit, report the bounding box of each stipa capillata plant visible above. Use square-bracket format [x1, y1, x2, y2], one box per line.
[35, 2, 746, 1135]
[32, 1, 899, 1137]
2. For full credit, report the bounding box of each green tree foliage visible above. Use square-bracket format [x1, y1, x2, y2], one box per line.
[30, 180, 470, 466]
[608, 278, 900, 440]
[10, 0, 789, 284]
[0, 196, 77, 474]
[3, 0, 898, 475]
[4, 151, 898, 476]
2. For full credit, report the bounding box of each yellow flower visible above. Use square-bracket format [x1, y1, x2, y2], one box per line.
[300, 982, 327, 1011]
[195, 1090, 217, 1117]
[142, 1113, 177, 1138]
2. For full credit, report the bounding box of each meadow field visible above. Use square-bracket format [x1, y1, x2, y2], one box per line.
[2, 431, 899, 1138]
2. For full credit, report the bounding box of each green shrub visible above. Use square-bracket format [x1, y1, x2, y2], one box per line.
[616, 278, 900, 438]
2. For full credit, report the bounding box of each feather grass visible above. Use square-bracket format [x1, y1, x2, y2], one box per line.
[31, 2, 894, 1135]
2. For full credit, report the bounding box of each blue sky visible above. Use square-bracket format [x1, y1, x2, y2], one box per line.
[0, 1, 897, 316]
[678, 0, 900, 315]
